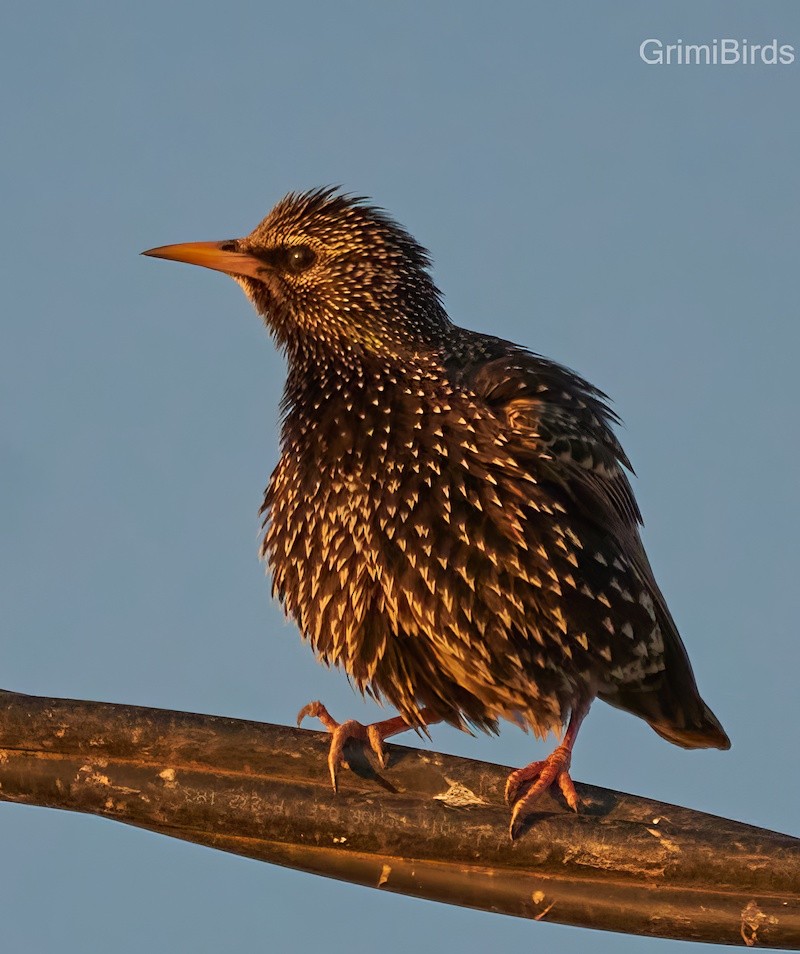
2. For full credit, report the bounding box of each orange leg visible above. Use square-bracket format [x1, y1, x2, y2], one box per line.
[505, 701, 589, 840]
[297, 700, 440, 792]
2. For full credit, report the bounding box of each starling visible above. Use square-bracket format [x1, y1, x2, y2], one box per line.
[144, 188, 730, 837]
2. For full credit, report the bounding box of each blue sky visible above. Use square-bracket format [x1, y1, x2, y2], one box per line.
[2, 3, 798, 952]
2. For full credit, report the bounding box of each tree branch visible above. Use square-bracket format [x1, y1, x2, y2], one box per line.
[0, 689, 797, 948]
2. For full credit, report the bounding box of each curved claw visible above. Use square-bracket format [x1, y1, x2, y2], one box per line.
[505, 759, 546, 807]
[296, 700, 410, 793]
[297, 700, 337, 732]
[296, 702, 316, 726]
[506, 743, 581, 839]
[327, 719, 366, 792]
[366, 723, 388, 769]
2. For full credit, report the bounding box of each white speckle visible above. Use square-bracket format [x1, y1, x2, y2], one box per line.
[639, 590, 656, 620]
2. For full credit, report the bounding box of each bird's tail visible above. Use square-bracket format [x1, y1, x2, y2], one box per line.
[598, 581, 730, 750]
[600, 587, 732, 753]
[647, 699, 730, 750]
[602, 679, 730, 750]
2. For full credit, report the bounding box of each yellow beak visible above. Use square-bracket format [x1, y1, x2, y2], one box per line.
[142, 240, 269, 282]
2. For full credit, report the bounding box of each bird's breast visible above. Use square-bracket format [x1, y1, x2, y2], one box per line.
[261, 382, 547, 690]
[259, 375, 665, 731]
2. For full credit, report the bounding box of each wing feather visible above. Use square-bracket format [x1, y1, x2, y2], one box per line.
[446, 333, 729, 748]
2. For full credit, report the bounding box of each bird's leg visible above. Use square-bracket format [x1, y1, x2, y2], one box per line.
[297, 700, 440, 792]
[505, 701, 590, 839]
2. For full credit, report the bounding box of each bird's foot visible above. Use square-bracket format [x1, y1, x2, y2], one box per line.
[505, 742, 580, 839]
[297, 700, 419, 792]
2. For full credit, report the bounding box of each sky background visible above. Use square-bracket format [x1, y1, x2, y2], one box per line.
[2, 2, 798, 952]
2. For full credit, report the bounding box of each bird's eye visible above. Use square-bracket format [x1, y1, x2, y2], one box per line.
[285, 245, 316, 273]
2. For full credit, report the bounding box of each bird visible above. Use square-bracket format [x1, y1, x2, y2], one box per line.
[143, 187, 730, 838]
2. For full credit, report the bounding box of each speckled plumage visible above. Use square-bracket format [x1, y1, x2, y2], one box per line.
[145, 188, 729, 819]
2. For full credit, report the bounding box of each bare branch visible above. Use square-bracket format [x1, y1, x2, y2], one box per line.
[0, 689, 797, 948]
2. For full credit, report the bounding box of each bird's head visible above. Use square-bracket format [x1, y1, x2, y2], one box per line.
[144, 188, 449, 362]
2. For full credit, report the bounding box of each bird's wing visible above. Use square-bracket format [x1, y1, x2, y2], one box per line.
[453, 337, 642, 551]
[450, 334, 729, 749]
